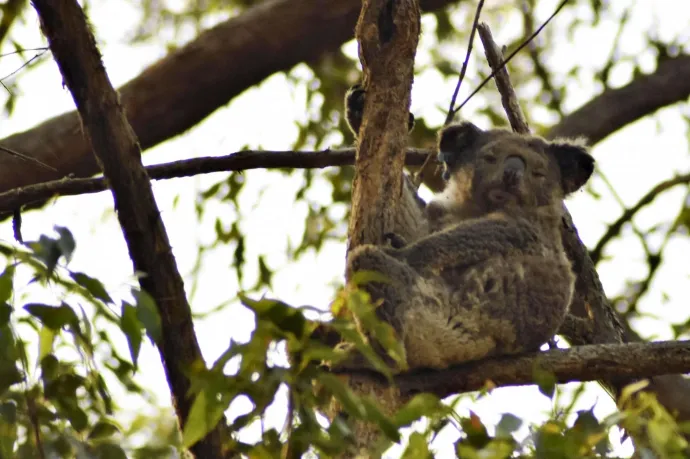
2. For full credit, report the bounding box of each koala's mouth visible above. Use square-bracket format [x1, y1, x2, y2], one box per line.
[487, 188, 518, 204]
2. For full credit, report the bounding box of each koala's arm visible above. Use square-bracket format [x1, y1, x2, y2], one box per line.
[389, 217, 540, 272]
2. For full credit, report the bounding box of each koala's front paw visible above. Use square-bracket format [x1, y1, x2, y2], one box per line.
[384, 232, 408, 249]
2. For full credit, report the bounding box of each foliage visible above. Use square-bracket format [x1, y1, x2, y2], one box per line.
[1, 228, 688, 457]
[0, 0, 689, 457]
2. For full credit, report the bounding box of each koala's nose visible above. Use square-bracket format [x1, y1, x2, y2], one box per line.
[503, 155, 525, 187]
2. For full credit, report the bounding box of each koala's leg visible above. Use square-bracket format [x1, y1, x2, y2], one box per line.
[341, 245, 422, 372]
[347, 245, 419, 330]
[439, 255, 573, 362]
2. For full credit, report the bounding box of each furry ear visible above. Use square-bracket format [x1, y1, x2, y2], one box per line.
[548, 141, 595, 194]
[437, 122, 484, 180]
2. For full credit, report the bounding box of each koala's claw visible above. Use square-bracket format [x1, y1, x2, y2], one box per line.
[384, 232, 408, 249]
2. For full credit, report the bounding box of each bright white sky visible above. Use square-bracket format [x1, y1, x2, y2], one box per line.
[0, 0, 688, 457]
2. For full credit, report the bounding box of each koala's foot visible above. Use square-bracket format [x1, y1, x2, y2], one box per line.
[384, 232, 408, 249]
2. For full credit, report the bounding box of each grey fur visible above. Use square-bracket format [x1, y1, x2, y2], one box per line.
[344, 120, 595, 372]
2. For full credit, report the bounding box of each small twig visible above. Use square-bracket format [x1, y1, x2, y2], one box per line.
[444, 0, 484, 125]
[0, 144, 56, 172]
[590, 173, 690, 264]
[27, 395, 46, 459]
[451, 0, 569, 118]
[412, 0, 484, 190]
[0, 47, 49, 58]
[597, 170, 652, 258]
[0, 49, 49, 82]
[0, 148, 430, 217]
[521, 0, 563, 116]
[12, 209, 22, 243]
[597, 6, 631, 89]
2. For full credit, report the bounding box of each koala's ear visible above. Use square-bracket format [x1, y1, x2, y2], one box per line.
[437, 122, 483, 180]
[548, 141, 595, 194]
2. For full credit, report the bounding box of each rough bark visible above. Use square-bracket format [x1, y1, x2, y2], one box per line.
[337, 0, 421, 456]
[30, 1, 229, 457]
[346, 0, 421, 251]
[0, 0, 458, 193]
[335, 340, 690, 398]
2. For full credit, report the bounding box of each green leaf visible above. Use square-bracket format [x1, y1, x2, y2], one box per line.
[54, 226, 76, 263]
[132, 289, 161, 343]
[402, 432, 431, 459]
[0, 304, 12, 327]
[533, 364, 557, 399]
[40, 355, 59, 383]
[24, 303, 78, 330]
[349, 270, 391, 286]
[70, 272, 113, 304]
[65, 406, 88, 432]
[88, 419, 121, 440]
[241, 295, 306, 338]
[0, 266, 14, 303]
[496, 413, 523, 438]
[394, 393, 446, 427]
[316, 373, 365, 418]
[0, 401, 17, 459]
[94, 443, 127, 459]
[38, 326, 56, 361]
[459, 412, 490, 449]
[181, 389, 228, 449]
[120, 303, 143, 367]
[360, 397, 400, 442]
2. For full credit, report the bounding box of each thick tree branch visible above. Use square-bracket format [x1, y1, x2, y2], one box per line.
[0, 0, 458, 194]
[334, 341, 690, 399]
[0, 148, 430, 217]
[346, 0, 421, 251]
[547, 55, 690, 143]
[30, 1, 229, 457]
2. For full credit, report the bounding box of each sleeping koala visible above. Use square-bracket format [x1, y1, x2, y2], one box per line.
[343, 122, 594, 371]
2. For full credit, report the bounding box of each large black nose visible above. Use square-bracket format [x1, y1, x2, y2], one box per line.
[503, 155, 525, 187]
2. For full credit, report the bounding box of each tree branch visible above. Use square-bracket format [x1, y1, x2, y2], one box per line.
[0, 0, 459, 194]
[30, 1, 229, 456]
[0, 148, 430, 217]
[347, 0, 421, 250]
[333, 340, 690, 399]
[477, 23, 690, 430]
[590, 173, 690, 265]
[547, 54, 690, 143]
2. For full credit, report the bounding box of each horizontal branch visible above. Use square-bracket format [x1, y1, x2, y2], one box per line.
[546, 55, 690, 143]
[0, 149, 430, 216]
[0, 0, 457, 193]
[590, 172, 690, 264]
[335, 340, 690, 399]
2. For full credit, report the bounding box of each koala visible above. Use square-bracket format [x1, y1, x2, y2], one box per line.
[344, 84, 428, 247]
[344, 121, 595, 372]
[345, 84, 416, 137]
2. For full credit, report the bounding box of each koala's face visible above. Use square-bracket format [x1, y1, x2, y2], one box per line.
[438, 122, 594, 212]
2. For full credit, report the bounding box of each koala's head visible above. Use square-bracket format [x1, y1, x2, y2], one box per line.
[437, 122, 594, 212]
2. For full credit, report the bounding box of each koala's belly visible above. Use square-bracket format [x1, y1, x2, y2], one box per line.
[451, 255, 573, 347]
[401, 254, 574, 369]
